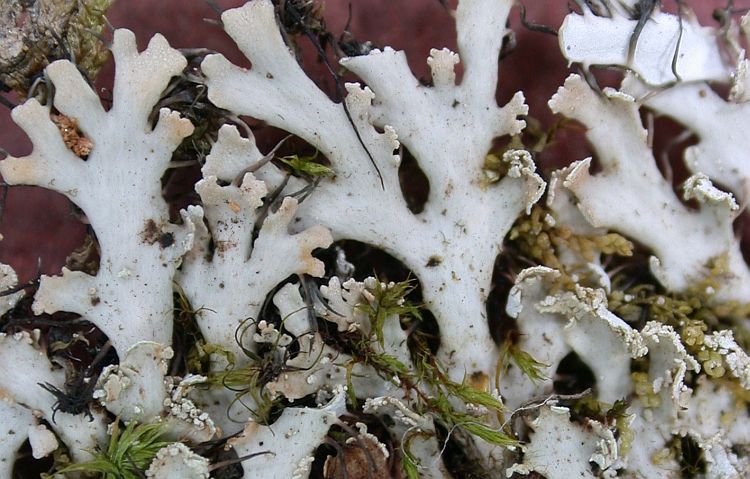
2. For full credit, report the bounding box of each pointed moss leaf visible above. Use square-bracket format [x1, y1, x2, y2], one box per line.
[500, 343, 549, 383]
[446, 381, 504, 411]
[461, 422, 518, 447]
[279, 153, 333, 177]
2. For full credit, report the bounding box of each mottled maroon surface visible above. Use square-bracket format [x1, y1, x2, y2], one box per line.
[0, 1, 729, 283]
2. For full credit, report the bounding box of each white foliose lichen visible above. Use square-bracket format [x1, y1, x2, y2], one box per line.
[549, 73, 750, 301]
[560, 1, 730, 86]
[145, 442, 210, 479]
[506, 405, 620, 478]
[201, 0, 544, 383]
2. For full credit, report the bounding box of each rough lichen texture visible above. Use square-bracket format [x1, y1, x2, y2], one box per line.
[1, 1, 750, 478]
[1, 30, 195, 352]
[201, 0, 543, 383]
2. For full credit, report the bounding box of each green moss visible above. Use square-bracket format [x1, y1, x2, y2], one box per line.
[187, 340, 236, 376]
[347, 302, 507, 422]
[67, 0, 114, 83]
[430, 391, 515, 447]
[208, 362, 283, 424]
[497, 341, 549, 384]
[355, 277, 422, 347]
[203, 317, 297, 425]
[331, 278, 517, 477]
[408, 332, 517, 447]
[52, 421, 170, 479]
[609, 255, 750, 385]
[509, 205, 633, 272]
[278, 151, 333, 178]
[565, 396, 635, 454]
[401, 431, 431, 479]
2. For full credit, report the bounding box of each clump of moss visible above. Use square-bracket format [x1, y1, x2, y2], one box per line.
[609, 255, 750, 385]
[174, 282, 285, 424]
[66, 0, 114, 83]
[207, 358, 285, 425]
[631, 370, 661, 409]
[331, 278, 517, 477]
[202, 318, 292, 425]
[51, 421, 171, 479]
[354, 277, 422, 347]
[509, 205, 633, 271]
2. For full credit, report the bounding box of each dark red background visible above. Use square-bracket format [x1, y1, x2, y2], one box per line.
[0, 0, 731, 283]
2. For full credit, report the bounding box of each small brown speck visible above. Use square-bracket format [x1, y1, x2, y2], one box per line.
[426, 255, 443, 267]
[142, 219, 159, 244]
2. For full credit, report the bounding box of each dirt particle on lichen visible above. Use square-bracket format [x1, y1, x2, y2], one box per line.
[52, 114, 94, 158]
[141, 219, 173, 249]
[158, 232, 174, 248]
[426, 255, 443, 267]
